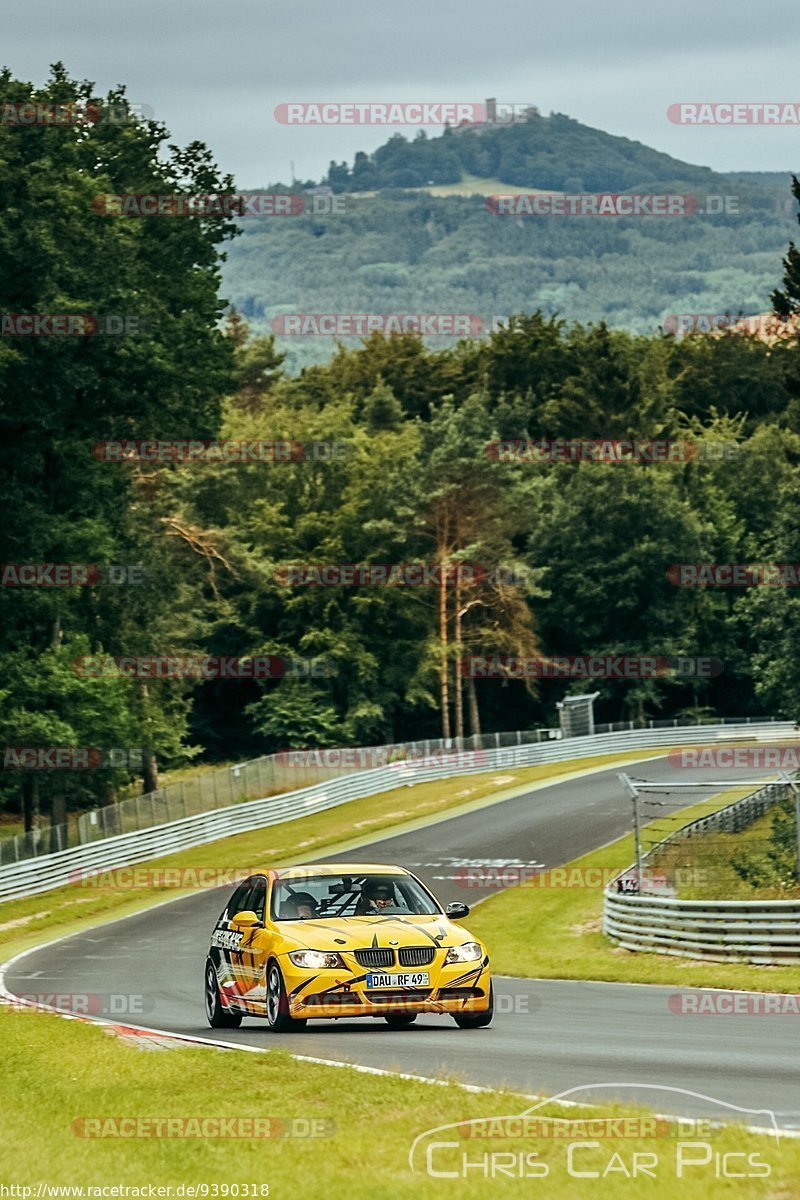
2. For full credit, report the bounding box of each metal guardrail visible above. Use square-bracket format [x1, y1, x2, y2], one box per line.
[0, 719, 792, 904]
[604, 780, 800, 963]
[1, 728, 567, 867]
[604, 894, 800, 965]
[2, 715, 784, 867]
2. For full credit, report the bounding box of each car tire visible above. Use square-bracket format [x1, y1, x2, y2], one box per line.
[265, 961, 307, 1033]
[205, 959, 242, 1029]
[453, 983, 494, 1029]
[384, 1015, 417, 1028]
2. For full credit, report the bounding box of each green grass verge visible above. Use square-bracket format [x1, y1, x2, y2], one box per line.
[1, 1006, 795, 1198]
[467, 786, 800, 991]
[0, 749, 662, 964]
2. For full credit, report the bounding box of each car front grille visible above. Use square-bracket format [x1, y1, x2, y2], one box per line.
[353, 948, 394, 968]
[398, 946, 435, 967]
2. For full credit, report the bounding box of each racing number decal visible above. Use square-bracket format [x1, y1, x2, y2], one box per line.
[211, 928, 245, 952]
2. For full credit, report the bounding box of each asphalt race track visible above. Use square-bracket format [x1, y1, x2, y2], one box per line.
[6, 755, 799, 1129]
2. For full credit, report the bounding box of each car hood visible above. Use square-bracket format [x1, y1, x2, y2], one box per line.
[279, 914, 473, 952]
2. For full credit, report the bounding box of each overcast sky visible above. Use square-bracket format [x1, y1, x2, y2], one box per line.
[5, 0, 799, 185]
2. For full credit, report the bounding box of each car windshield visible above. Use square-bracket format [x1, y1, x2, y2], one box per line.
[271, 873, 440, 920]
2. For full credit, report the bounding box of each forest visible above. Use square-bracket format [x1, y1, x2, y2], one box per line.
[3, 67, 800, 828]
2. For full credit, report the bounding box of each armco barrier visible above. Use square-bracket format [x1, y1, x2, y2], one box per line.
[604, 779, 800, 964]
[1, 720, 794, 903]
[604, 893, 800, 965]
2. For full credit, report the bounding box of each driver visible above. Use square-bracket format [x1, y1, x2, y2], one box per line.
[355, 879, 395, 915]
[285, 891, 318, 920]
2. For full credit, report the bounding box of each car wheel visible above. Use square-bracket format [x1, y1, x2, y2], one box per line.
[384, 1015, 417, 1028]
[265, 962, 307, 1033]
[453, 983, 494, 1029]
[205, 959, 242, 1029]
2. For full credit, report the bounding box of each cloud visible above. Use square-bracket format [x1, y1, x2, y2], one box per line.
[4, 0, 799, 181]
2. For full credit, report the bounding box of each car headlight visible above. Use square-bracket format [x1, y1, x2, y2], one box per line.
[288, 950, 344, 969]
[444, 941, 483, 964]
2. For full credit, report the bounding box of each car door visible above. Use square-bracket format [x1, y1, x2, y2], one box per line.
[235, 875, 270, 1007]
[211, 877, 259, 1004]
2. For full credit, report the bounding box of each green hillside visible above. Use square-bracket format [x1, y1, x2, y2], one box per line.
[222, 115, 796, 371]
[325, 111, 733, 192]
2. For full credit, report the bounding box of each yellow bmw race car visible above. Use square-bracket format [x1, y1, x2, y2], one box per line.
[204, 862, 492, 1031]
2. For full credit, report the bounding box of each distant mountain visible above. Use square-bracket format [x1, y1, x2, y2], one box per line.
[222, 114, 797, 372]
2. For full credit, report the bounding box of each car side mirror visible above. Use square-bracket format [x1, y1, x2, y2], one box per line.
[445, 902, 470, 919]
[230, 910, 262, 928]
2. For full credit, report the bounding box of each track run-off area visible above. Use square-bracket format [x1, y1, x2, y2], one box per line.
[4, 754, 799, 1130]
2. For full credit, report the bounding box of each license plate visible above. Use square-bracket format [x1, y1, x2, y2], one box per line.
[366, 972, 430, 988]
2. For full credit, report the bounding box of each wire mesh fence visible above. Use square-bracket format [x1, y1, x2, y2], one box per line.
[616, 777, 798, 897]
[0, 727, 567, 866]
[0, 715, 788, 868]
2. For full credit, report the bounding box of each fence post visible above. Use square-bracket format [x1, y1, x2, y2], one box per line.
[780, 773, 800, 883]
[620, 774, 642, 890]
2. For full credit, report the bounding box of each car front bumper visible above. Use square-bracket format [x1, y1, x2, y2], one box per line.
[281, 954, 492, 1019]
